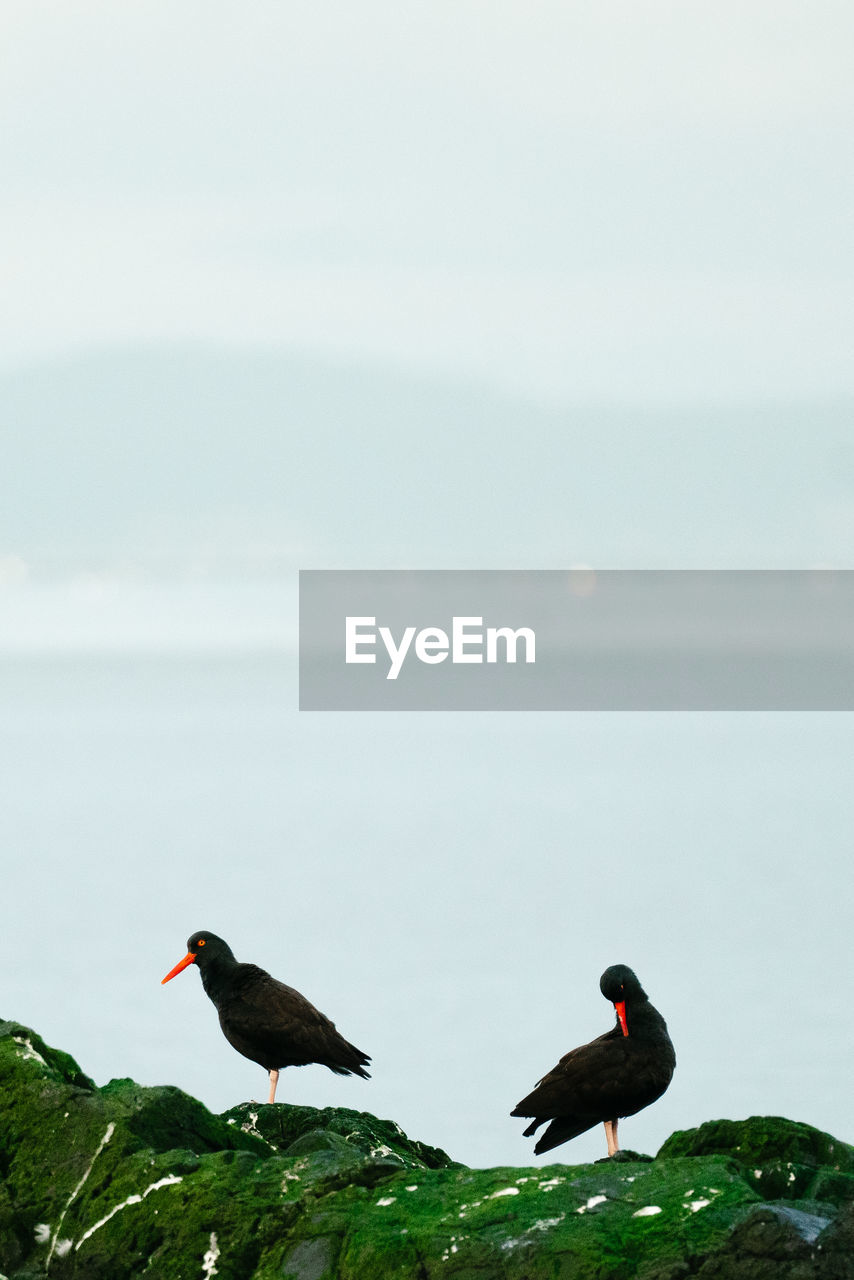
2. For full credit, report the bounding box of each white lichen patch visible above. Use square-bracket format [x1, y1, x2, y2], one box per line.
[13, 1036, 48, 1067]
[241, 1112, 262, 1138]
[537, 1177, 565, 1191]
[74, 1175, 183, 1250]
[46, 1122, 116, 1268]
[753, 1169, 763, 1178]
[457, 1199, 482, 1218]
[633, 1206, 663, 1218]
[532, 1216, 565, 1231]
[375, 1197, 396, 1207]
[681, 1186, 718, 1214]
[489, 1187, 520, 1198]
[370, 1144, 397, 1159]
[501, 1214, 565, 1252]
[515, 1176, 530, 1184]
[54, 1240, 73, 1258]
[440, 1236, 463, 1261]
[201, 1231, 220, 1278]
[146, 1176, 183, 1193]
[34, 1224, 51, 1244]
[577, 1195, 607, 1214]
[405, 1185, 418, 1192]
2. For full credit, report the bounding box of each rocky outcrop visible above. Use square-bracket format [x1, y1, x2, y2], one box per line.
[1, 1019, 852, 1278]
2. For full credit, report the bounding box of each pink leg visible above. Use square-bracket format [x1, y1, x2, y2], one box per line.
[604, 1119, 619, 1156]
[267, 1069, 279, 1104]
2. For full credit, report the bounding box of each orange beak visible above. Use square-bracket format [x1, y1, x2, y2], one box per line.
[161, 951, 197, 984]
[615, 1000, 628, 1037]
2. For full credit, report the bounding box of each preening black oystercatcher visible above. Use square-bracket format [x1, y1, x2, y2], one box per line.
[512, 964, 675, 1157]
[161, 931, 371, 1103]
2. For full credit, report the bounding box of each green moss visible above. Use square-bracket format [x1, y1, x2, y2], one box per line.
[658, 1116, 854, 1205]
[1, 1022, 852, 1279]
[221, 1100, 458, 1168]
[0, 1022, 95, 1093]
[286, 1157, 760, 1280]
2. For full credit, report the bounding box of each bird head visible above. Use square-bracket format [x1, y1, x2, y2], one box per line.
[161, 931, 232, 983]
[599, 964, 645, 1037]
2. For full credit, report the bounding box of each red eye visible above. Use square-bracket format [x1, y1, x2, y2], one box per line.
[198, 939, 206, 947]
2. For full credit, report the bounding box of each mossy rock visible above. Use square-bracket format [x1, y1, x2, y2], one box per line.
[1, 1020, 853, 1278]
[222, 1100, 457, 1166]
[659, 1116, 854, 1206]
[268, 1154, 762, 1280]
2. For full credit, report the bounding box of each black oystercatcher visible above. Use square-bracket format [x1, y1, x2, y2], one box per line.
[161, 931, 371, 1103]
[512, 964, 675, 1157]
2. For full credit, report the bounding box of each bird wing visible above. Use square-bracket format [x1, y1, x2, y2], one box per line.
[219, 967, 341, 1065]
[512, 1027, 638, 1121]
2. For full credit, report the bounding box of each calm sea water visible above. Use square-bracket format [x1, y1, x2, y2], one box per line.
[1, 654, 851, 1166]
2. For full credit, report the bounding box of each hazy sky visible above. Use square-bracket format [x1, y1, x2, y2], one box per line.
[3, 1, 853, 401]
[1, 2, 853, 1176]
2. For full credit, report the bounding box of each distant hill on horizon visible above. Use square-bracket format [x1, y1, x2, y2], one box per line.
[3, 344, 852, 573]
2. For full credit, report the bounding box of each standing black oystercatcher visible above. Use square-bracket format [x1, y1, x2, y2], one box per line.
[161, 931, 371, 1103]
[512, 964, 675, 1157]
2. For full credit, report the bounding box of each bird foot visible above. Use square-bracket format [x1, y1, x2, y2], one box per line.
[604, 1118, 620, 1156]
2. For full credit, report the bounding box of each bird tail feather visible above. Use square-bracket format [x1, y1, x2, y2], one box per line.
[533, 1115, 596, 1155]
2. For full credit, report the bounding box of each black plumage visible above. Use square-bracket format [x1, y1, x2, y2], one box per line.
[512, 964, 675, 1157]
[162, 931, 370, 1102]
